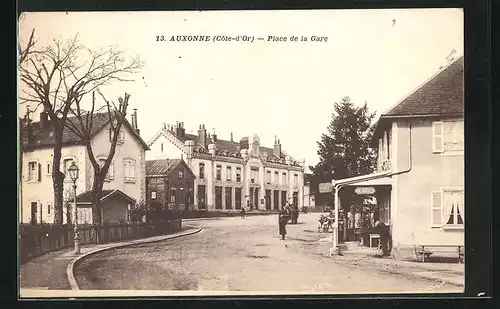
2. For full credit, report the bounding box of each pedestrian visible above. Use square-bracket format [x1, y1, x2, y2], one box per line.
[278, 205, 290, 240]
[374, 221, 391, 256]
[240, 207, 246, 219]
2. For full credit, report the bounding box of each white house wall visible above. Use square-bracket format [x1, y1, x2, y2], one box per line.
[89, 123, 147, 205]
[21, 144, 87, 224]
[146, 133, 184, 161]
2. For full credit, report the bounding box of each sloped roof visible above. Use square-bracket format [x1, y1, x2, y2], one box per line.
[384, 56, 464, 117]
[20, 112, 150, 150]
[76, 189, 136, 205]
[146, 158, 196, 178]
[146, 159, 181, 175]
[180, 133, 281, 158]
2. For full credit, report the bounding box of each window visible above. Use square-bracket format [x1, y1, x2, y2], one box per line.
[274, 172, 279, 184]
[151, 191, 157, 199]
[236, 167, 241, 182]
[215, 186, 222, 209]
[98, 158, 113, 181]
[47, 202, 51, 215]
[170, 188, 177, 203]
[294, 174, 298, 186]
[161, 143, 164, 152]
[178, 169, 184, 179]
[199, 163, 205, 180]
[282, 172, 287, 185]
[216, 165, 222, 180]
[266, 171, 271, 184]
[27, 161, 39, 182]
[225, 187, 232, 209]
[235, 188, 242, 209]
[123, 159, 136, 182]
[109, 128, 125, 144]
[431, 189, 464, 228]
[433, 120, 464, 153]
[46, 162, 51, 176]
[226, 166, 232, 181]
[444, 120, 464, 152]
[251, 168, 258, 183]
[62, 158, 73, 180]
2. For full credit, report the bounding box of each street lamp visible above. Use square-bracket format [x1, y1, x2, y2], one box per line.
[68, 162, 80, 255]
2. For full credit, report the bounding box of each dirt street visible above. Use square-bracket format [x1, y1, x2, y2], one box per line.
[74, 214, 462, 294]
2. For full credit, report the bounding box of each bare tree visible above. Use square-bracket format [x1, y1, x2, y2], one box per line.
[19, 32, 142, 225]
[18, 28, 37, 65]
[65, 90, 130, 237]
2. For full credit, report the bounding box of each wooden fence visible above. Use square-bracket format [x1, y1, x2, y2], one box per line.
[19, 219, 182, 265]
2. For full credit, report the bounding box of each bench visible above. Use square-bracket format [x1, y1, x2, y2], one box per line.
[413, 244, 464, 263]
[412, 232, 464, 263]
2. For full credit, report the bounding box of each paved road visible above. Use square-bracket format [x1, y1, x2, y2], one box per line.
[74, 214, 461, 293]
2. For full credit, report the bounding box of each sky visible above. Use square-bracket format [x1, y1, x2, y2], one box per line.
[18, 9, 463, 171]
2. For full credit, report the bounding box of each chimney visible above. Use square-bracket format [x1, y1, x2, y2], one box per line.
[212, 128, 217, 143]
[133, 109, 140, 135]
[198, 124, 207, 148]
[39, 111, 49, 127]
[162, 122, 167, 130]
[175, 121, 185, 139]
[239, 137, 249, 150]
[230, 132, 233, 142]
[274, 137, 281, 159]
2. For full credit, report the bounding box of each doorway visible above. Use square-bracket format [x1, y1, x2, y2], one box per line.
[30, 202, 37, 225]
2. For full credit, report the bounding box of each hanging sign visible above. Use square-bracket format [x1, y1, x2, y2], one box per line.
[319, 182, 334, 193]
[355, 187, 376, 195]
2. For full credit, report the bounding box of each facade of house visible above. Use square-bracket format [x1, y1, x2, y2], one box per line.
[146, 123, 305, 211]
[146, 158, 196, 211]
[333, 56, 464, 257]
[20, 109, 149, 224]
[303, 173, 317, 210]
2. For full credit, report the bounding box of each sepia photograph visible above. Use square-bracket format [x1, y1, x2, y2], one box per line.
[18, 8, 465, 297]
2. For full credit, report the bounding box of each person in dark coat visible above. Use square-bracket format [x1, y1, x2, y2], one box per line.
[240, 207, 246, 219]
[278, 205, 290, 240]
[374, 221, 391, 256]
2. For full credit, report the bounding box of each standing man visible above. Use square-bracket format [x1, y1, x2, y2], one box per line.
[374, 221, 391, 256]
[278, 205, 290, 240]
[240, 206, 246, 219]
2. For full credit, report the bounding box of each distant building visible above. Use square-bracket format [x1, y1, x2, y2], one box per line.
[334, 56, 464, 257]
[146, 123, 306, 211]
[146, 158, 196, 211]
[303, 173, 316, 210]
[20, 109, 149, 224]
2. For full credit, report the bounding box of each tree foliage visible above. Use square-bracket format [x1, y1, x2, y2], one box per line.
[310, 96, 377, 182]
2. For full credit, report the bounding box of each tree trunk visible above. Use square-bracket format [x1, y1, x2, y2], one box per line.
[52, 133, 65, 225]
[91, 174, 105, 243]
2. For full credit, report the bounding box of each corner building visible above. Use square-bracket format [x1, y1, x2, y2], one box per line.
[146, 123, 305, 211]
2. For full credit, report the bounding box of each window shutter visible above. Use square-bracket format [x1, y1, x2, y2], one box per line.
[432, 121, 444, 153]
[37, 163, 41, 181]
[431, 190, 443, 227]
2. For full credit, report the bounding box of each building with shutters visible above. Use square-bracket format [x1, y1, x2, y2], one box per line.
[145, 158, 196, 211]
[332, 56, 464, 258]
[19, 109, 149, 224]
[146, 123, 306, 212]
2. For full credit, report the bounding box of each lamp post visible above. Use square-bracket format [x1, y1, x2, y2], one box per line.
[68, 162, 80, 255]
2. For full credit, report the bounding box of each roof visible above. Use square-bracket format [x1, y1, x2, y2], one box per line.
[75, 189, 136, 205]
[372, 56, 464, 144]
[384, 56, 464, 117]
[21, 112, 150, 150]
[146, 158, 196, 178]
[146, 159, 180, 175]
[179, 133, 283, 159]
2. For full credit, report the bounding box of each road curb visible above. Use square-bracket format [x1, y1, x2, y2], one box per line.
[66, 227, 202, 290]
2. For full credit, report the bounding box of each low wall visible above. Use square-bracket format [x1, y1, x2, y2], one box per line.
[19, 219, 182, 265]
